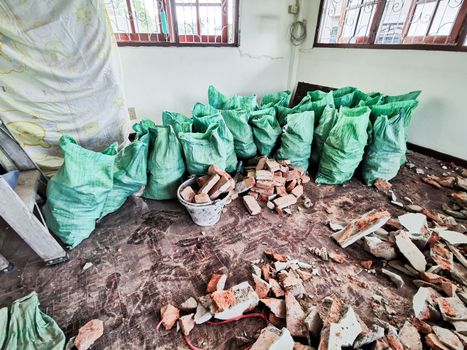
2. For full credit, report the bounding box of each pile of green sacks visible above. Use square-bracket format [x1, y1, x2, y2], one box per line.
[0, 292, 65, 350]
[43, 84, 420, 248]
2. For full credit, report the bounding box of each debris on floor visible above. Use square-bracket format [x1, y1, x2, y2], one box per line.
[74, 319, 104, 350]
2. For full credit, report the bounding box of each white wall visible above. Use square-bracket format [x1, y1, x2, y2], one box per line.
[119, 0, 294, 123]
[294, 1, 467, 160]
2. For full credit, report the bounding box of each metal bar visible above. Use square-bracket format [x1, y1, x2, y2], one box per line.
[126, 0, 137, 35]
[425, 0, 442, 37]
[313, 41, 466, 50]
[347, 0, 378, 11]
[368, 0, 387, 44]
[0, 176, 67, 264]
[169, 0, 180, 43]
[451, 0, 467, 44]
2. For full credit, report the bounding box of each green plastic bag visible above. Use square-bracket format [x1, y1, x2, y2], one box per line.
[192, 103, 257, 159]
[0, 307, 7, 349]
[179, 124, 227, 175]
[316, 106, 371, 184]
[361, 111, 407, 185]
[249, 107, 282, 156]
[162, 111, 193, 135]
[260, 90, 291, 108]
[143, 124, 186, 200]
[208, 85, 257, 111]
[275, 111, 315, 170]
[43, 135, 117, 247]
[310, 103, 338, 168]
[2, 292, 65, 350]
[192, 105, 237, 171]
[277, 91, 332, 127]
[100, 127, 150, 218]
[332, 86, 357, 109]
[383, 90, 421, 103]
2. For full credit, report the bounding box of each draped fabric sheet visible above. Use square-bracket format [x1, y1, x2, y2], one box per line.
[0, 0, 129, 175]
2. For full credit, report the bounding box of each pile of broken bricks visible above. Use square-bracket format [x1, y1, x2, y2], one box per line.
[329, 207, 467, 349]
[233, 157, 311, 216]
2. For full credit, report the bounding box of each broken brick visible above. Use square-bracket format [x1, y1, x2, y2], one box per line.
[252, 274, 271, 298]
[261, 298, 286, 318]
[422, 177, 442, 189]
[269, 278, 285, 297]
[273, 175, 286, 186]
[285, 292, 307, 337]
[197, 175, 211, 188]
[179, 314, 195, 336]
[360, 260, 373, 269]
[411, 317, 433, 334]
[386, 331, 404, 350]
[199, 174, 220, 194]
[206, 274, 227, 293]
[300, 175, 311, 184]
[159, 304, 180, 330]
[264, 249, 287, 262]
[243, 195, 262, 215]
[261, 264, 272, 281]
[208, 164, 230, 179]
[180, 186, 196, 202]
[273, 194, 297, 209]
[374, 178, 392, 191]
[194, 193, 211, 204]
[329, 252, 346, 264]
[256, 157, 267, 170]
[291, 185, 304, 198]
[286, 179, 297, 192]
[256, 169, 273, 181]
[74, 319, 104, 350]
[209, 176, 234, 200]
[286, 169, 301, 182]
[256, 180, 275, 190]
[266, 159, 280, 173]
[210, 290, 237, 312]
[275, 185, 287, 197]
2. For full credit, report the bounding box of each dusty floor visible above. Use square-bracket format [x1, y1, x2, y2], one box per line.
[0, 151, 464, 349]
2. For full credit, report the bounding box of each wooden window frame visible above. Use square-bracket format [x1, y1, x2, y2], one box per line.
[314, 0, 467, 51]
[114, 0, 240, 47]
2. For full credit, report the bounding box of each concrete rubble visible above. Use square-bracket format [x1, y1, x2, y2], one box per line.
[74, 319, 104, 350]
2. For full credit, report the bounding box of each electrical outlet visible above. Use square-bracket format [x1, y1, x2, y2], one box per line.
[288, 5, 299, 14]
[128, 107, 137, 120]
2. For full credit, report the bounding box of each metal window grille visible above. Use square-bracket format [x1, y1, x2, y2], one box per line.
[104, 0, 239, 46]
[315, 0, 467, 51]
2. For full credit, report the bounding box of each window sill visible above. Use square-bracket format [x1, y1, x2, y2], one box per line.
[313, 43, 467, 52]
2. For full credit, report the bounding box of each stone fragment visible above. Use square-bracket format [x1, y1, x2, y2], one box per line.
[211, 290, 237, 312]
[250, 326, 281, 350]
[388, 260, 419, 277]
[398, 213, 428, 234]
[252, 274, 271, 298]
[179, 314, 195, 336]
[452, 321, 467, 336]
[269, 328, 294, 350]
[273, 194, 297, 209]
[304, 306, 322, 337]
[413, 287, 441, 320]
[431, 243, 454, 271]
[386, 330, 404, 350]
[180, 297, 198, 310]
[207, 274, 227, 293]
[406, 204, 424, 212]
[261, 298, 286, 318]
[269, 279, 285, 297]
[282, 273, 305, 298]
[317, 298, 344, 350]
[194, 303, 212, 324]
[451, 192, 467, 207]
[395, 231, 426, 272]
[329, 252, 346, 264]
[296, 269, 312, 282]
[243, 195, 262, 215]
[438, 230, 467, 245]
[399, 321, 422, 350]
[328, 306, 362, 348]
[214, 282, 259, 320]
[456, 176, 467, 191]
[411, 317, 433, 334]
[293, 342, 312, 350]
[74, 319, 104, 350]
[159, 304, 180, 330]
[353, 325, 385, 348]
[438, 297, 467, 322]
[433, 326, 463, 350]
[425, 333, 451, 350]
[381, 268, 404, 288]
[363, 236, 397, 260]
[422, 177, 442, 189]
[267, 201, 275, 210]
[438, 176, 456, 188]
[285, 292, 307, 337]
[180, 185, 196, 202]
[360, 260, 373, 269]
[194, 193, 211, 204]
[332, 210, 391, 248]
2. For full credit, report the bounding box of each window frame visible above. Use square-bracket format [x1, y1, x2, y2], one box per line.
[114, 0, 240, 47]
[313, 0, 467, 52]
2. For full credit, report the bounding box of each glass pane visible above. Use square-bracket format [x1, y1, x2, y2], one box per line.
[428, 0, 463, 36]
[176, 5, 198, 35]
[131, 0, 160, 33]
[318, 0, 345, 43]
[407, 1, 437, 37]
[352, 1, 377, 42]
[375, 0, 412, 44]
[105, 0, 132, 33]
[199, 5, 223, 35]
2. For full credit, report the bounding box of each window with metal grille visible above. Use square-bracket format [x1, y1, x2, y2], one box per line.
[315, 0, 467, 51]
[105, 0, 239, 46]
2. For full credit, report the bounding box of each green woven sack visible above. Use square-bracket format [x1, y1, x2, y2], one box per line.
[332, 86, 357, 109]
[192, 105, 237, 171]
[275, 111, 315, 170]
[100, 126, 150, 217]
[361, 111, 407, 185]
[143, 124, 185, 200]
[162, 111, 193, 135]
[249, 107, 282, 156]
[277, 91, 332, 127]
[193, 103, 256, 160]
[208, 85, 257, 111]
[383, 90, 421, 103]
[179, 124, 227, 175]
[310, 103, 338, 168]
[43, 135, 117, 247]
[0, 307, 7, 349]
[316, 106, 371, 184]
[2, 292, 65, 350]
[260, 90, 291, 108]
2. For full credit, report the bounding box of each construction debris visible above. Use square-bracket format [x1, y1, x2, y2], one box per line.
[74, 319, 104, 350]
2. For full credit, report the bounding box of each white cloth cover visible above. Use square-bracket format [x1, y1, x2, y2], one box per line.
[0, 0, 129, 175]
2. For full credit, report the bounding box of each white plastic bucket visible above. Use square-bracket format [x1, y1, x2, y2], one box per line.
[177, 177, 229, 226]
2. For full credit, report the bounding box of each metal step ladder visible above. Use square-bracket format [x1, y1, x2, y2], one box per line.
[0, 121, 68, 272]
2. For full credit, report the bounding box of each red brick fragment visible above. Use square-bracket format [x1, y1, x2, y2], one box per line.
[210, 289, 237, 312]
[159, 304, 180, 330]
[180, 186, 196, 202]
[75, 319, 104, 350]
